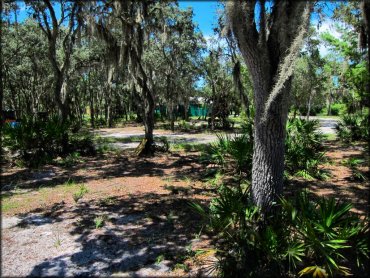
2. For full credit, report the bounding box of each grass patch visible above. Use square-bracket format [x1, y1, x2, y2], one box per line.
[170, 142, 208, 152]
[95, 135, 143, 144]
[2, 200, 21, 213]
[1, 180, 91, 214]
[94, 215, 106, 229]
[73, 184, 89, 202]
[324, 133, 337, 141]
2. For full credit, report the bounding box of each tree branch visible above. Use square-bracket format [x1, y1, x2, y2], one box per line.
[262, 2, 313, 122]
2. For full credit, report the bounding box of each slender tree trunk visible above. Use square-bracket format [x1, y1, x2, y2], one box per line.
[306, 90, 312, 120]
[54, 74, 69, 123]
[184, 97, 189, 121]
[90, 96, 95, 129]
[0, 0, 2, 132]
[142, 87, 155, 154]
[170, 101, 175, 132]
[327, 89, 332, 116]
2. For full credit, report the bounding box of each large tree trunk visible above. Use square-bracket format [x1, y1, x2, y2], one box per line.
[226, 1, 312, 212]
[252, 84, 290, 209]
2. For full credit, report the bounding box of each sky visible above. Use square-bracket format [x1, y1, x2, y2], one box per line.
[178, 1, 218, 37]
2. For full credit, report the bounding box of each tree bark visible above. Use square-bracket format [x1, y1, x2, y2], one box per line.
[170, 101, 175, 132]
[142, 87, 155, 154]
[226, 1, 312, 211]
[306, 90, 313, 120]
[252, 84, 290, 209]
[184, 97, 189, 121]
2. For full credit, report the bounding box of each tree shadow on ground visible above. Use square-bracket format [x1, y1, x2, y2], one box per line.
[1, 151, 208, 198]
[22, 193, 213, 276]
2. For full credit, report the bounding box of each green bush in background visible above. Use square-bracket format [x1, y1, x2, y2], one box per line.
[2, 115, 95, 167]
[336, 112, 369, 143]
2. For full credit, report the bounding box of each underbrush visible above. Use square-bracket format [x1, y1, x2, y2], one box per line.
[204, 119, 328, 180]
[285, 118, 329, 180]
[336, 113, 369, 143]
[2, 116, 95, 167]
[191, 186, 369, 277]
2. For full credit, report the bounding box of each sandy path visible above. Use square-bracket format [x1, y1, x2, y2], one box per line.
[95, 117, 338, 150]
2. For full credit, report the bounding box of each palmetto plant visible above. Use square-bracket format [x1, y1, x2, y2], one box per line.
[191, 188, 369, 277]
[285, 118, 328, 179]
[281, 191, 369, 276]
[2, 115, 70, 167]
[336, 113, 369, 143]
[207, 132, 253, 175]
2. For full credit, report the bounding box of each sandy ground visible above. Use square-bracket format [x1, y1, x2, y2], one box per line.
[1, 152, 217, 277]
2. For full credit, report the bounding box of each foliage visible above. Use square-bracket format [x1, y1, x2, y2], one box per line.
[94, 216, 105, 229]
[72, 184, 89, 203]
[342, 158, 367, 181]
[2, 116, 69, 167]
[2, 116, 95, 167]
[336, 113, 369, 143]
[328, 103, 346, 116]
[206, 131, 253, 175]
[205, 118, 327, 180]
[191, 188, 369, 277]
[285, 118, 328, 180]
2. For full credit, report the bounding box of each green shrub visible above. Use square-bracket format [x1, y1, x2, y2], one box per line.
[69, 131, 96, 156]
[299, 106, 323, 116]
[94, 215, 105, 229]
[2, 115, 69, 167]
[2, 116, 95, 167]
[342, 158, 367, 182]
[72, 184, 89, 203]
[285, 118, 328, 180]
[191, 188, 369, 277]
[206, 119, 326, 180]
[178, 120, 191, 131]
[336, 113, 369, 143]
[329, 103, 346, 116]
[58, 152, 82, 167]
[206, 132, 253, 175]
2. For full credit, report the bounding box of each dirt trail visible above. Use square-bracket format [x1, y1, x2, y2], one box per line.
[96, 117, 337, 150]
